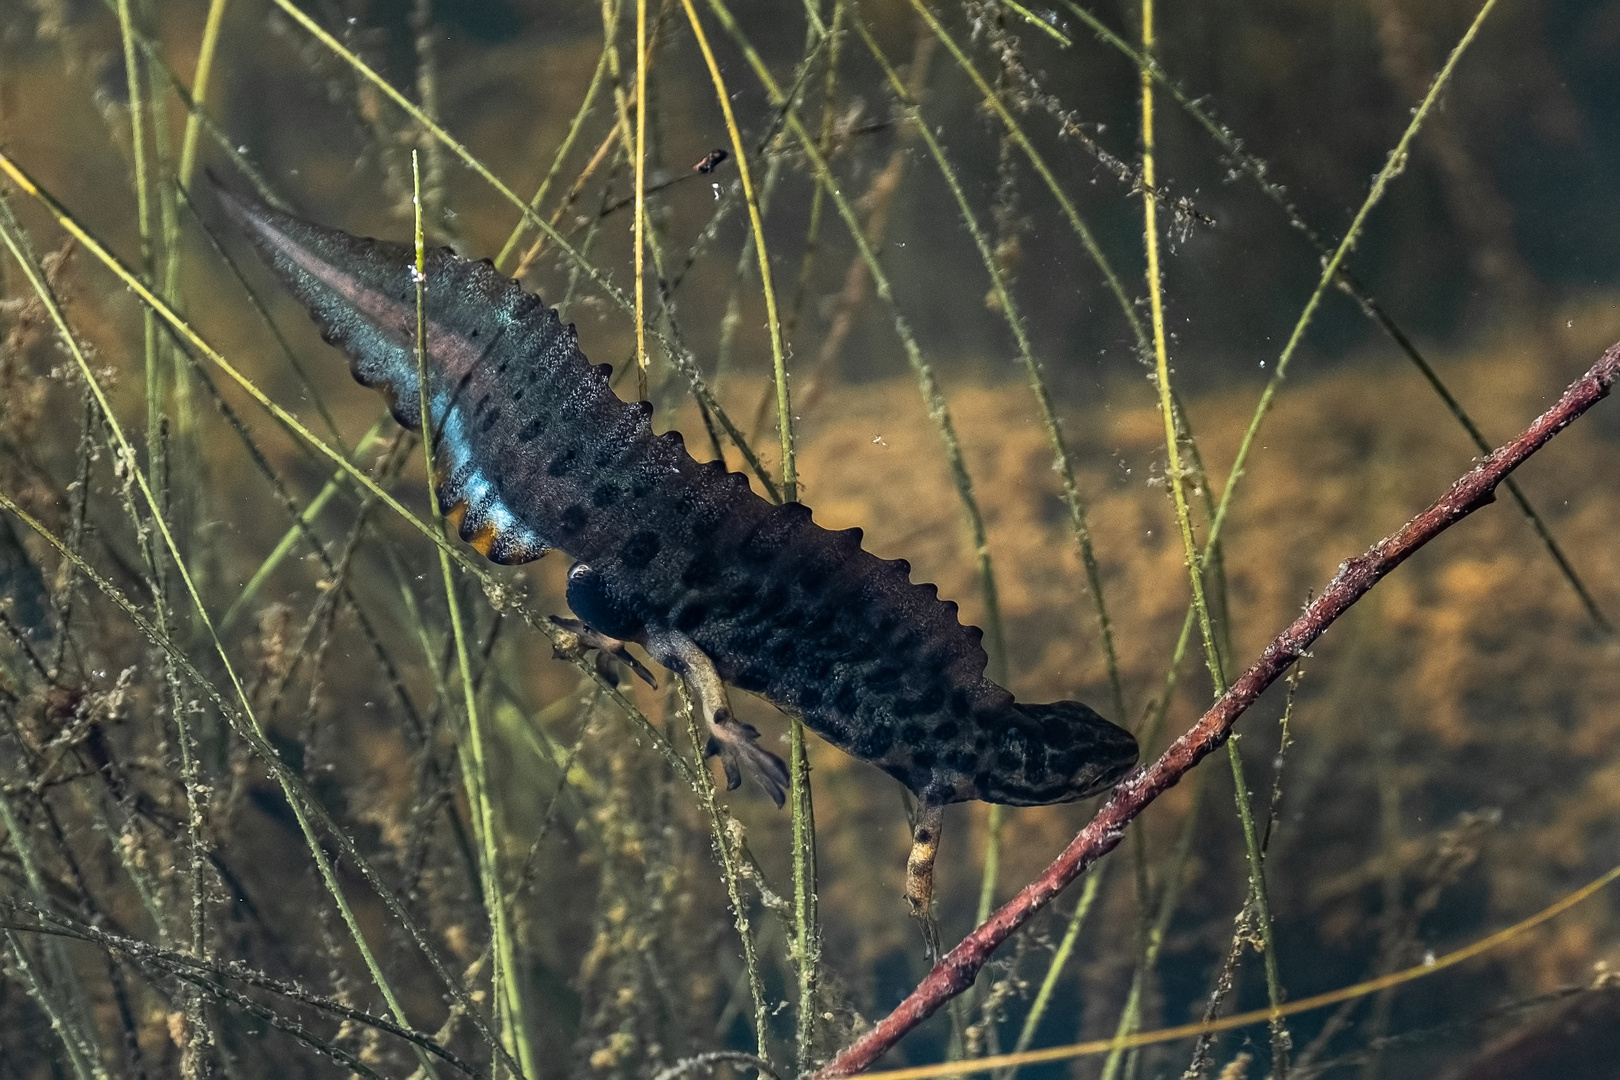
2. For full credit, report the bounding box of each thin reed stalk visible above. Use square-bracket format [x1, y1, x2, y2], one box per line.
[703, 0, 1011, 738]
[413, 155, 533, 1078]
[1128, 7, 1288, 1075]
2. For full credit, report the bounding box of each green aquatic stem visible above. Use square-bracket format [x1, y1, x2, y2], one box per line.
[1097, 769, 1210, 1080]
[849, 4, 1128, 730]
[904, 0, 1146, 353]
[678, 683, 773, 1063]
[1052, 1, 1605, 639]
[3, 905, 486, 1078]
[114, 0, 162, 487]
[1, 927, 99, 1080]
[0, 154, 520, 1078]
[998, 865, 1107, 1080]
[144, 14, 191, 457]
[266, 0, 778, 500]
[783, 0, 843, 345]
[217, 419, 387, 634]
[703, 0, 1010, 706]
[1133, 4, 1288, 1075]
[0, 490, 525, 1079]
[1226, 734, 1291, 1076]
[414, 156, 533, 1078]
[177, 0, 229, 190]
[495, 41, 612, 271]
[1200, 0, 1504, 560]
[0, 788, 106, 1080]
[1000, 0, 1075, 47]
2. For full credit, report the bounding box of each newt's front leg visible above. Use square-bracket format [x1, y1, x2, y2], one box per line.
[647, 629, 790, 807]
[549, 616, 657, 688]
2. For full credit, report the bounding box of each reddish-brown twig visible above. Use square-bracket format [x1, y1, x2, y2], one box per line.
[818, 342, 1620, 1077]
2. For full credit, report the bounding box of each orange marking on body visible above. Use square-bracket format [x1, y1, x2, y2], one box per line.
[468, 520, 500, 556]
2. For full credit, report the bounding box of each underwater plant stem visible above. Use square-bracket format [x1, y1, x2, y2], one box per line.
[816, 340, 1620, 1078]
[114, 0, 162, 492]
[1137, 7, 1217, 700]
[635, 0, 649, 399]
[0, 791, 105, 1079]
[784, 1, 843, 343]
[413, 156, 533, 1079]
[1225, 735, 1291, 1076]
[1060, 0, 1606, 636]
[1131, 13, 1288, 1073]
[998, 864, 1107, 1079]
[849, 3, 1127, 736]
[1202, 0, 1501, 559]
[178, 0, 228, 190]
[678, 685, 772, 1061]
[0, 491, 524, 1078]
[496, 42, 611, 271]
[1, 928, 98, 1080]
[1100, 768, 1208, 1080]
[904, 0, 1145, 352]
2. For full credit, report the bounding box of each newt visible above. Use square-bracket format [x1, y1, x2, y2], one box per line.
[217, 184, 1138, 913]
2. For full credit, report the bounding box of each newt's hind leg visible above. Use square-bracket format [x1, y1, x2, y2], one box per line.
[905, 803, 945, 918]
[647, 630, 789, 807]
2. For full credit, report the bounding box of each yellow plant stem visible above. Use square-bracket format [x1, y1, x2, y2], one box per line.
[681, 5, 818, 1056]
[1132, 7, 1287, 1079]
[634, 0, 649, 399]
[263, 0, 777, 498]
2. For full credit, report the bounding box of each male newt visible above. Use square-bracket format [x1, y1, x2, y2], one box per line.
[217, 184, 1138, 913]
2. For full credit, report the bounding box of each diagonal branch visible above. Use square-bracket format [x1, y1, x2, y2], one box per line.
[817, 341, 1620, 1077]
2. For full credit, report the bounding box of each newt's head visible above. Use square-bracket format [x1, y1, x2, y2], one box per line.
[940, 700, 1139, 807]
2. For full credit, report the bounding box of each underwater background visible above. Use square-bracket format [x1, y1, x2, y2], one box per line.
[1, 0, 1619, 1077]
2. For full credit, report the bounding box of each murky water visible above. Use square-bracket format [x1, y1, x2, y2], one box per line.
[1, 2, 1618, 1078]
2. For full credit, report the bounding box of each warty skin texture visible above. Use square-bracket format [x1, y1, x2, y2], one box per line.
[218, 184, 1138, 815]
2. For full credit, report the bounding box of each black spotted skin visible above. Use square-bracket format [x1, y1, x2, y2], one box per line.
[219, 185, 1138, 808]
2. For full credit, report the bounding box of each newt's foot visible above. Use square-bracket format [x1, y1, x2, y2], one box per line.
[704, 713, 789, 808]
[550, 617, 656, 688]
[649, 629, 789, 807]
